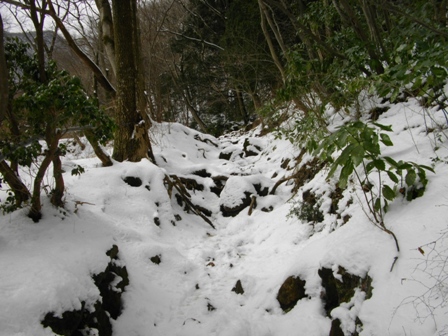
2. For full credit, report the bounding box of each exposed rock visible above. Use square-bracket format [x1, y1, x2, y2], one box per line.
[218, 151, 232, 161]
[329, 187, 344, 215]
[232, 280, 244, 295]
[178, 177, 205, 191]
[243, 138, 262, 157]
[253, 183, 269, 197]
[192, 169, 211, 178]
[154, 216, 161, 226]
[261, 206, 274, 212]
[220, 191, 252, 217]
[281, 158, 291, 170]
[42, 245, 129, 336]
[207, 302, 216, 312]
[123, 176, 142, 187]
[93, 245, 129, 320]
[318, 266, 373, 317]
[276, 276, 307, 312]
[150, 255, 162, 265]
[194, 134, 218, 147]
[369, 106, 389, 121]
[210, 175, 228, 196]
[329, 318, 345, 336]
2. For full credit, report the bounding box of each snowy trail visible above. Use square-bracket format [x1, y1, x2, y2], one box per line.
[1, 105, 448, 335]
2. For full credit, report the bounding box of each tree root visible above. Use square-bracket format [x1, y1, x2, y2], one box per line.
[164, 174, 215, 229]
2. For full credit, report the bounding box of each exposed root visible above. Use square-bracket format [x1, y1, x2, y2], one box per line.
[164, 174, 215, 229]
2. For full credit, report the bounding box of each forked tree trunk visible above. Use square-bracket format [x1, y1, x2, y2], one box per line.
[29, 128, 61, 222]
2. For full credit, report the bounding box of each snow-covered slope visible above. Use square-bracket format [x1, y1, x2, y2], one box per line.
[1, 99, 448, 336]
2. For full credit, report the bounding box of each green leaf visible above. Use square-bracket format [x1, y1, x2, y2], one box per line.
[380, 133, 394, 146]
[371, 159, 386, 171]
[382, 185, 396, 201]
[335, 143, 356, 166]
[327, 162, 339, 179]
[386, 170, 399, 183]
[397, 161, 412, 170]
[383, 156, 398, 168]
[373, 123, 393, 132]
[390, 89, 399, 102]
[418, 164, 435, 173]
[374, 198, 382, 212]
[405, 169, 417, 186]
[338, 161, 354, 189]
[336, 131, 349, 149]
[351, 145, 365, 166]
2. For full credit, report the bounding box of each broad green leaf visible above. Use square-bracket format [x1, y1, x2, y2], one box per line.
[383, 156, 398, 168]
[382, 185, 396, 201]
[351, 145, 365, 166]
[335, 144, 356, 166]
[418, 164, 435, 173]
[380, 133, 393, 146]
[336, 131, 349, 148]
[371, 159, 386, 171]
[397, 161, 412, 170]
[386, 170, 399, 183]
[374, 198, 382, 212]
[338, 161, 354, 189]
[405, 169, 417, 186]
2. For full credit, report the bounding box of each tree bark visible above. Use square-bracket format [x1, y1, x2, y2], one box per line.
[50, 153, 64, 207]
[112, 0, 154, 163]
[0, 161, 31, 206]
[0, 14, 8, 125]
[257, 0, 286, 83]
[95, 0, 116, 75]
[28, 127, 61, 222]
[84, 129, 113, 167]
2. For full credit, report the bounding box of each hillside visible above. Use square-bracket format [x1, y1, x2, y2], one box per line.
[1, 97, 448, 336]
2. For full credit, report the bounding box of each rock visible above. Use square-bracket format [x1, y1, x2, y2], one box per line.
[150, 255, 162, 265]
[192, 169, 211, 178]
[219, 151, 232, 160]
[232, 280, 245, 295]
[41, 245, 129, 336]
[329, 318, 345, 336]
[210, 175, 228, 196]
[318, 266, 373, 317]
[123, 176, 142, 187]
[220, 191, 252, 217]
[243, 138, 262, 157]
[219, 176, 256, 217]
[276, 276, 307, 312]
[93, 245, 129, 320]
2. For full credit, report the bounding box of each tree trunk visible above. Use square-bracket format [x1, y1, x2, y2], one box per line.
[0, 161, 30, 206]
[29, 128, 61, 222]
[95, 0, 116, 75]
[0, 14, 8, 125]
[84, 129, 113, 167]
[50, 152, 64, 207]
[112, 0, 154, 163]
[258, 0, 286, 83]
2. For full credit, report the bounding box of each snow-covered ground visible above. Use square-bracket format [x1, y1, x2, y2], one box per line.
[1, 98, 448, 336]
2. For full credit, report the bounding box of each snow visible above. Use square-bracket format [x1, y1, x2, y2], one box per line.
[1, 98, 448, 336]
